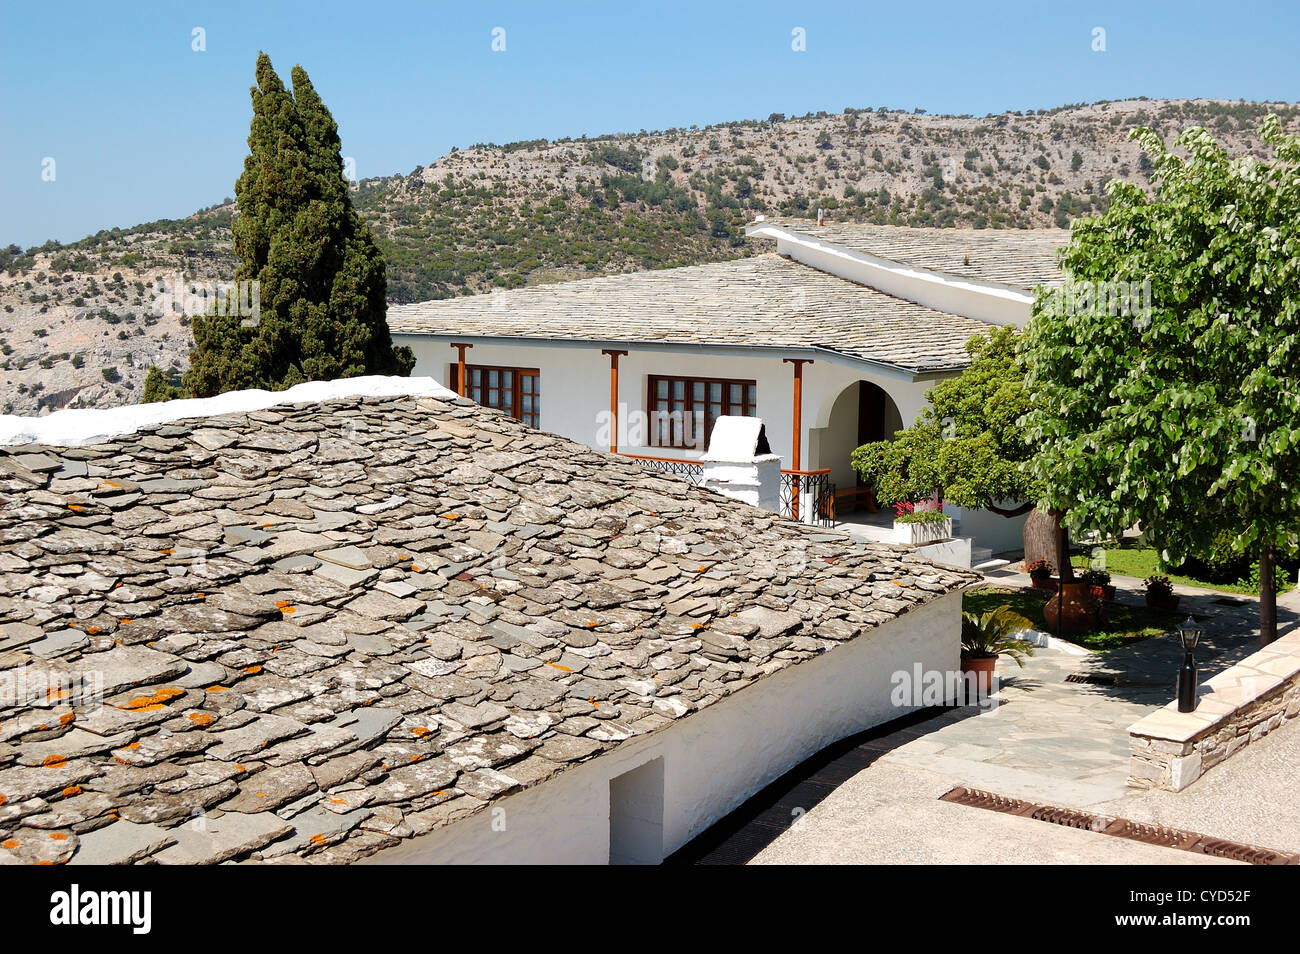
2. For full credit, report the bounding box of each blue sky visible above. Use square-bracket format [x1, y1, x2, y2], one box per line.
[2, 0, 1298, 249]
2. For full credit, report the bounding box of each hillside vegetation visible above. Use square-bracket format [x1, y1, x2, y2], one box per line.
[3, 97, 1295, 415]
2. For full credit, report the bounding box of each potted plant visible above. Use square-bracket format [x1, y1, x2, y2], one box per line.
[1144, 574, 1179, 611]
[1081, 567, 1116, 601]
[961, 606, 1036, 698]
[1025, 558, 1055, 591]
[891, 499, 953, 545]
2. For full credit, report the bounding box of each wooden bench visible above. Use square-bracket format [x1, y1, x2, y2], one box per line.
[834, 487, 878, 513]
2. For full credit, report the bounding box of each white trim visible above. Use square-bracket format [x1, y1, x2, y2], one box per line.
[0, 376, 456, 448]
[746, 224, 1037, 327]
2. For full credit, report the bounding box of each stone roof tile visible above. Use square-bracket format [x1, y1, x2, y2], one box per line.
[0, 392, 974, 864]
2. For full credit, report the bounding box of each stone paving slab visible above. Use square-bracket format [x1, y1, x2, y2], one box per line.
[751, 760, 1234, 865]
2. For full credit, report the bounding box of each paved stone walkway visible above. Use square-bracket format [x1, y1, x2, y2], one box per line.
[751, 574, 1300, 863]
[879, 573, 1289, 807]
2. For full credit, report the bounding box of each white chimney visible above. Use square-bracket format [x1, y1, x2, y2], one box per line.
[699, 416, 782, 513]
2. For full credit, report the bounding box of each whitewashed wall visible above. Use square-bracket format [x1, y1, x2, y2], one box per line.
[395, 334, 938, 476]
[949, 504, 1030, 556]
[366, 591, 962, 865]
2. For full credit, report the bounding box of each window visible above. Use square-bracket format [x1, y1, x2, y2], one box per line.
[647, 374, 757, 450]
[450, 364, 541, 429]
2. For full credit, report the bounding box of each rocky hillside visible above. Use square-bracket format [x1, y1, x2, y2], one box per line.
[3, 97, 1296, 415]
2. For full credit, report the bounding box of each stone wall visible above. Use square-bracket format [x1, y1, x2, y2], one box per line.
[1128, 630, 1300, 792]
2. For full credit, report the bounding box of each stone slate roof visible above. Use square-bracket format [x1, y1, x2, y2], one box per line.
[0, 391, 975, 864]
[389, 254, 995, 374]
[757, 218, 1070, 291]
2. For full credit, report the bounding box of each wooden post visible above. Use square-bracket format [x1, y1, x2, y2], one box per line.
[602, 349, 628, 454]
[450, 343, 473, 397]
[783, 358, 813, 519]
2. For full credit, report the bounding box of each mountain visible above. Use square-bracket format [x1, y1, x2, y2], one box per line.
[2, 97, 1296, 415]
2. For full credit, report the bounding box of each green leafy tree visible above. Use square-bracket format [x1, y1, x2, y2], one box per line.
[1020, 115, 1300, 643]
[852, 327, 1037, 515]
[184, 53, 413, 397]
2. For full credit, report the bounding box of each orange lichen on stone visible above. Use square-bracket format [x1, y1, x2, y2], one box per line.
[412, 727, 431, 737]
[61, 786, 82, 797]
[547, 662, 572, 673]
[122, 687, 183, 710]
[119, 619, 132, 625]
[205, 685, 229, 693]
[309, 834, 326, 846]
[86, 626, 100, 635]
[67, 504, 84, 512]
[41, 755, 68, 768]
[0, 794, 7, 807]
[235, 764, 246, 772]
[280, 606, 296, 615]
[187, 712, 214, 727]
[58, 712, 75, 726]
[160, 548, 175, 555]
[442, 513, 460, 520]
[2, 839, 18, 849]
[49, 832, 68, 841]
[244, 665, 262, 675]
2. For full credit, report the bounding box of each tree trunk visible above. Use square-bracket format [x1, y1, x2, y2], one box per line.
[1260, 544, 1277, 646]
[1023, 509, 1060, 572]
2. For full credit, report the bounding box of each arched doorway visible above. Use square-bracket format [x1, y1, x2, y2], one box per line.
[809, 379, 903, 510]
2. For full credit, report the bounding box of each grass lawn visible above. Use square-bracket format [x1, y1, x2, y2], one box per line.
[1096, 541, 1294, 597]
[963, 585, 1193, 652]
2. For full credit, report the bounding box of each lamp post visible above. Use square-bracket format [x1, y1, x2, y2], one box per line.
[1176, 617, 1202, 713]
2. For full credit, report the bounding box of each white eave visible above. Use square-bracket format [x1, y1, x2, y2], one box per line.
[745, 221, 1036, 328]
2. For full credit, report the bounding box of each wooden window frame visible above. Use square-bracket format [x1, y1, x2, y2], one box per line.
[450, 363, 541, 429]
[646, 373, 758, 450]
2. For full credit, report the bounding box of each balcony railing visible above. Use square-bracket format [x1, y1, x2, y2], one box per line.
[780, 469, 836, 528]
[616, 451, 705, 485]
[617, 453, 836, 527]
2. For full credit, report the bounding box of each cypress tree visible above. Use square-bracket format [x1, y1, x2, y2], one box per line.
[185, 53, 413, 397]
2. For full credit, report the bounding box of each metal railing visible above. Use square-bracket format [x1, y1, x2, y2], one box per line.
[616, 451, 704, 485]
[780, 469, 836, 527]
[618, 452, 836, 528]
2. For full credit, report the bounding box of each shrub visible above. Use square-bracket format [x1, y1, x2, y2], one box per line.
[1026, 559, 1052, 580]
[1081, 567, 1112, 587]
[1144, 575, 1174, 600]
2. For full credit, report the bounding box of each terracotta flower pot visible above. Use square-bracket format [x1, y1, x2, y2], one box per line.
[1089, 584, 1117, 601]
[1030, 576, 1057, 592]
[1145, 592, 1180, 611]
[1043, 581, 1105, 634]
[961, 655, 998, 701]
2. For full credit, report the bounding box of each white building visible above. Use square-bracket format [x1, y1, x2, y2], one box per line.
[389, 218, 1068, 558]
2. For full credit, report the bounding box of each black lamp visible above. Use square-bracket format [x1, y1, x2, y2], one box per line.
[1176, 617, 1202, 712]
